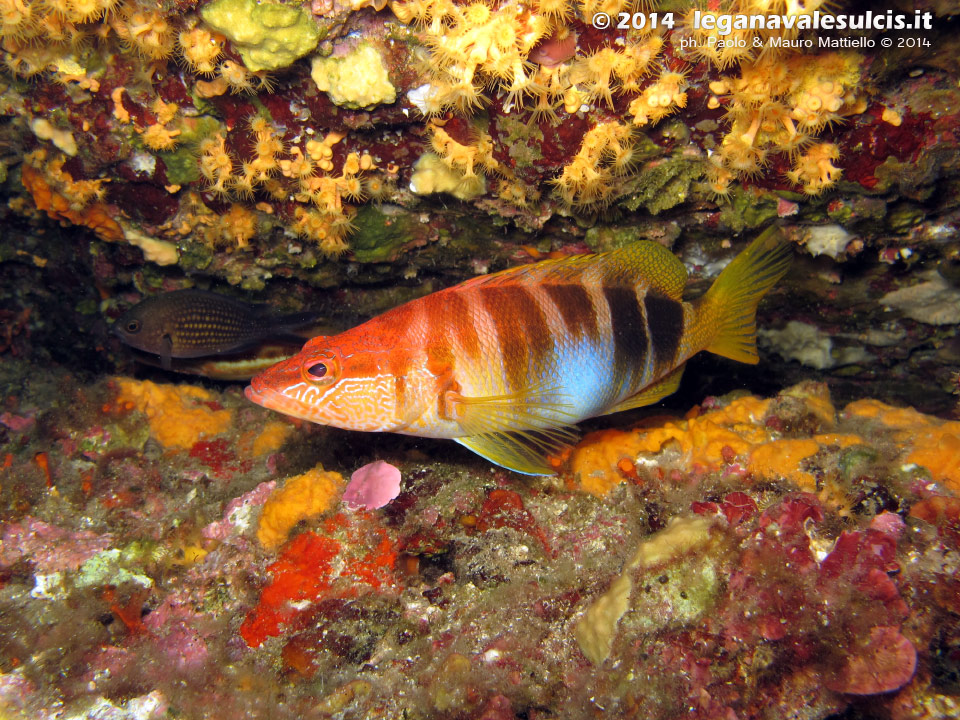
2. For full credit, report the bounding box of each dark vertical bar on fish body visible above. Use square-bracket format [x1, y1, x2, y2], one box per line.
[479, 286, 552, 392]
[643, 293, 685, 376]
[602, 285, 649, 387]
[481, 286, 526, 391]
[445, 291, 482, 365]
[513, 286, 553, 368]
[383, 301, 418, 381]
[542, 284, 599, 343]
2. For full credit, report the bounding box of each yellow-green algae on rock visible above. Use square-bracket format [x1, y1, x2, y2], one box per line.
[200, 0, 322, 72]
[409, 152, 486, 201]
[310, 44, 396, 109]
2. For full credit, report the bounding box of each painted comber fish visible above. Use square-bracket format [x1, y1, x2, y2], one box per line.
[114, 289, 318, 371]
[245, 227, 791, 475]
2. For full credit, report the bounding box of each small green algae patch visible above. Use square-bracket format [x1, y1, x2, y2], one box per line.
[78, 421, 149, 457]
[76, 548, 154, 589]
[718, 186, 781, 233]
[498, 112, 543, 171]
[622, 553, 721, 636]
[349, 205, 416, 263]
[311, 43, 396, 109]
[200, 0, 322, 72]
[585, 225, 643, 252]
[621, 151, 704, 215]
[156, 116, 223, 186]
[888, 202, 925, 233]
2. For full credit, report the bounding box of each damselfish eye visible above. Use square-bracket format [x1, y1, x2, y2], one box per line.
[305, 362, 327, 380]
[125, 320, 141, 333]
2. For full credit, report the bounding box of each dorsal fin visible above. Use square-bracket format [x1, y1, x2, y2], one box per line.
[458, 241, 687, 298]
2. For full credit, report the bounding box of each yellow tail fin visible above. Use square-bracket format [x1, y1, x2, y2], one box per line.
[698, 226, 792, 364]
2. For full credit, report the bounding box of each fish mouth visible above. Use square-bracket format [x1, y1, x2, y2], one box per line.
[244, 373, 275, 409]
[243, 383, 262, 406]
[243, 375, 319, 425]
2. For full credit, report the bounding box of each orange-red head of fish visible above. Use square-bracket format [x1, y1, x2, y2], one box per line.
[245, 334, 403, 432]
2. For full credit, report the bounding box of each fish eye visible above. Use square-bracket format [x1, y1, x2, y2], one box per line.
[125, 319, 141, 333]
[301, 352, 339, 385]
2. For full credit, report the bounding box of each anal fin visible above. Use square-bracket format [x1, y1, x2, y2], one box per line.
[455, 425, 579, 476]
[604, 364, 686, 415]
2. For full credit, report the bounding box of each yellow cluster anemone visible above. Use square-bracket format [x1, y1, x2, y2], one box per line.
[139, 97, 182, 151]
[391, 0, 552, 114]
[498, 178, 540, 207]
[567, 37, 663, 110]
[178, 25, 223, 76]
[197, 116, 285, 198]
[428, 121, 500, 179]
[289, 137, 376, 257]
[1, 0, 113, 41]
[706, 51, 865, 196]
[627, 68, 687, 126]
[206, 203, 260, 249]
[0, 0, 239, 81]
[243, 115, 285, 187]
[787, 142, 842, 195]
[193, 120, 373, 257]
[0, 0, 120, 75]
[215, 59, 273, 94]
[551, 121, 637, 208]
[394, 0, 670, 121]
[198, 132, 235, 196]
[111, 6, 175, 60]
[414, 120, 539, 207]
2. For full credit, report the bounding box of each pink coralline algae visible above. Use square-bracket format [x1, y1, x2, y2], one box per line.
[342, 460, 402, 510]
[142, 594, 211, 673]
[201, 480, 277, 541]
[0, 411, 36, 432]
[0, 517, 112, 574]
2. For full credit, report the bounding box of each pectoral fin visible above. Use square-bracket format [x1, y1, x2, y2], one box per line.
[161, 334, 173, 371]
[604, 364, 686, 415]
[442, 382, 577, 436]
[456, 426, 579, 476]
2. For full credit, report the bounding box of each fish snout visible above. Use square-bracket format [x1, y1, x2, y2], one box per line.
[244, 372, 270, 405]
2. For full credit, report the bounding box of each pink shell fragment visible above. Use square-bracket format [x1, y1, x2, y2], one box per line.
[342, 461, 402, 510]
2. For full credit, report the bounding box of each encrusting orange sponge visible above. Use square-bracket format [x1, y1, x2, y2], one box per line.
[844, 399, 960, 494]
[114, 378, 233, 449]
[566, 389, 863, 497]
[256, 466, 346, 549]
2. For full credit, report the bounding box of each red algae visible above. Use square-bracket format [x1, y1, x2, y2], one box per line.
[241, 512, 401, 647]
[826, 626, 918, 695]
[240, 531, 342, 647]
[476, 488, 551, 554]
[188, 438, 237, 477]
